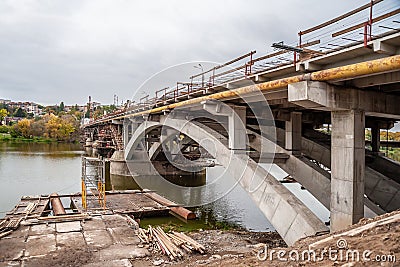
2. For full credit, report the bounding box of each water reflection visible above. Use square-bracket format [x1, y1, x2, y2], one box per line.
[0, 142, 83, 214]
[110, 165, 275, 231]
[0, 142, 274, 231]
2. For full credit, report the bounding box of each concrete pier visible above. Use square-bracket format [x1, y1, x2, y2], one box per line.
[285, 112, 302, 155]
[331, 110, 365, 232]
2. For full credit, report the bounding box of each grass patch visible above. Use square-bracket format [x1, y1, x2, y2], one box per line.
[140, 216, 242, 233]
[0, 134, 55, 143]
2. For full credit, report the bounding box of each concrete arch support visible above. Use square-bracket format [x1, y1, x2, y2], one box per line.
[124, 117, 328, 245]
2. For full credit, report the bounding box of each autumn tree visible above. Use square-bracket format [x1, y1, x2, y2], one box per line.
[44, 114, 76, 141]
[30, 119, 46, 137]
[14, 119, 32, 138]
[0, 108, 8, 125]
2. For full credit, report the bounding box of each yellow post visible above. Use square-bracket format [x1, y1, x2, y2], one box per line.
[81, 180, 87, 210]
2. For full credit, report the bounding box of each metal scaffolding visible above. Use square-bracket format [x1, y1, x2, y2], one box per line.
[81, 156, 106, 210]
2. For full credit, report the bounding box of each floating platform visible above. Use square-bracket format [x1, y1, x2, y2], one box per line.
[0, 190, 198, 266]
[0, 190, 195, 239]
[72, 190, 171, 217]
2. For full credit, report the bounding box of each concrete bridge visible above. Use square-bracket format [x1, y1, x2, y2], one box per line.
[82, 4, 400, 245]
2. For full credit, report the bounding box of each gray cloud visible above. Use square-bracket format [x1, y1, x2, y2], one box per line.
[0, 0, 373, 105]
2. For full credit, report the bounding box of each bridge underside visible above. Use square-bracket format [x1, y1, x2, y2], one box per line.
[83, 32, 400, 245]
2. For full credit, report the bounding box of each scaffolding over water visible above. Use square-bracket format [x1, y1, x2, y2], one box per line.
[81, 156, 106, 210]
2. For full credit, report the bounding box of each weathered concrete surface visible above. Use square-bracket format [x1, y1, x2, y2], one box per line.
[26, 234, 57, 257]
[248, 129, 383, 217]
[108, 227, 140, 245]
[330, 110, 365, 232]
[272, 126, 393, 213]
[285, 112, 302, 154]
[110, 150, 132, 177]
[0, 237, 26, 262]
[288, 80, 400, 118]
[0, 214, 149, 266]
[82, 216, 106, 231]
[291, 127, 400, 212]
[84, 229, 113, 250]
[125, 117, 329, 245]
[83, 259, 133, 267]
[93, 244, 149, 261]
[29, 223, 55, 235]
[56, 221, 82, 233]
[57, 232, 86, 248]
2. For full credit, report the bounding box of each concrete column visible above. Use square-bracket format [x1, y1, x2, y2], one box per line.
[201, 102, 246, 152]
[371, 123, 381, 153]
[285, 112, 302, 155]
[331, 110, 365, 232]
[123, 123, 130, 148]
[228, 106, 247, 151]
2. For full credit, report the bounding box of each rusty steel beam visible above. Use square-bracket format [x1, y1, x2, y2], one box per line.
[332, 8, 400, 38]
[299, 0, 383, 36]
[50, 193, 66, 216]
[190, 51, 256, 79]
[108, 55, 400, 120]
[252, 40, 321, 64]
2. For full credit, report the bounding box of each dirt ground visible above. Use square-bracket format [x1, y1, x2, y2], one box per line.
[187, 211, 400, 267]
[2, 211, 400, 266]
[132, 230, 285, 266]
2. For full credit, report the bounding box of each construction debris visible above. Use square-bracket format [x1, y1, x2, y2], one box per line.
[136, 226, 206, 261]
[0, 218, 22, 239]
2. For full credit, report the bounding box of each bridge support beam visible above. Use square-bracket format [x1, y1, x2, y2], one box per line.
[331, 110, 365, 232]
[285, 112, 302, 155]
[228, 106, 247, 152]
[202, 102, 247, 152]
[288, 81, 400, 119]
[371, 122, 381, 153]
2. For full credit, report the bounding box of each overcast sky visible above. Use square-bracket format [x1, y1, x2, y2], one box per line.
[0, 0, 379, 105]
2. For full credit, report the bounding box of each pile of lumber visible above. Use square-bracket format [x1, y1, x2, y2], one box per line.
[0, 218, 23, 239]
[137, 226, 206, 260]
[24, 203, 37, 215]
[0, 218, 22, 230]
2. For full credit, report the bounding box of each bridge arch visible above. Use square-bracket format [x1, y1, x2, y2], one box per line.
[124, 117, 328, 245]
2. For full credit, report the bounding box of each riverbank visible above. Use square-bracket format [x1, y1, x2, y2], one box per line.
[205, 210, 400, 266]
[0, 190, 285, 266]
[0, 216, 284, 267]
[0, 133, 71, 143]
[3, 197, 400, 266]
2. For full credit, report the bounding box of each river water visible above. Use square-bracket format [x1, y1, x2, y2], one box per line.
[0, 142, 329, 231]
[0, 142, 83, 214]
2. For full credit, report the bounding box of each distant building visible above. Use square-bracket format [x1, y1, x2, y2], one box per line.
[92, 102, 101, 109]
[84, 100, 101, 114]
[5, 117, 23, 125]
[8, 102, 42, 117]
[65, 105, 85, 112]
[0, 99, 11, 105]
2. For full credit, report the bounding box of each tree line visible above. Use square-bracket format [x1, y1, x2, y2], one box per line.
[0, 114, 80, 142]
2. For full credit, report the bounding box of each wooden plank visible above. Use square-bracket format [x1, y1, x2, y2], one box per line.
[309, 213, 400, 250]
[0, 230, 13, 239]
[38, 213, 90, 221]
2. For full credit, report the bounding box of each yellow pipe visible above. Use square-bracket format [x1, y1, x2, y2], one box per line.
[310, 54, 400, 81]
[108, 55, 400, 120]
